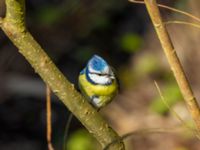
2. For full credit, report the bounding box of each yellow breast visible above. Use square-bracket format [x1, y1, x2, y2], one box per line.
[78, 73, 118, 96]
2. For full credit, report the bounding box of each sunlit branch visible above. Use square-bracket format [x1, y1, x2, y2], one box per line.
[129, 0, 200, 23]
[0, 0, 125, 149]
[143, 0, 200, 134]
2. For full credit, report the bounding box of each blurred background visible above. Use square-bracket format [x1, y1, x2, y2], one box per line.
[1, 0, 200, 149]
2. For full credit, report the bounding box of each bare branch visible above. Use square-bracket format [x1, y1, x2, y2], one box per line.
[143, 0, 200, 133]
[0, 0, 125, 149]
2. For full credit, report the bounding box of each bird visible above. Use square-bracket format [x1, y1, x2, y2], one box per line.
[78, 54, 118, 109]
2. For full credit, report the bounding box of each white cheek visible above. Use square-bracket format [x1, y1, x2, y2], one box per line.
[88, 74, 111, 85]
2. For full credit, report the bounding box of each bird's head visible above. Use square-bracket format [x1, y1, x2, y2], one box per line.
[86, 55, 115, 85]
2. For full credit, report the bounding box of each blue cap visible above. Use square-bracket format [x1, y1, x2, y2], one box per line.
[88, 55, 108, 72]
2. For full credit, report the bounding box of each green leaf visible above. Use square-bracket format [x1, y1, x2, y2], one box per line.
[66, 129, 99, 150]
[120, 33, 143, 53]
[36, 6, 63, 25]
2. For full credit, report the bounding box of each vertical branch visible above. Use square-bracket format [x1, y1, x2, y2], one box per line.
[46, 86, 54, 150]
[5, 0, 25, 30]
[143, 0, 200, 131]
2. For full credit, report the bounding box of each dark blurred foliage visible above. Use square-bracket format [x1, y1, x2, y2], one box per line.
[1, 0, 194, 150]
[0, 0, 148, 149]
[27, 0, 146, 66]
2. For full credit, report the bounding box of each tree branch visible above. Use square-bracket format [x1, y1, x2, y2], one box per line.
[0, 0, 125, 149]
[143, 0, 200, 132]
[0, 17, 2, 27]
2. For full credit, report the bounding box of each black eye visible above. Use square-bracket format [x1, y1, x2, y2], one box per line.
[96, 73, 103, 76]
[90, 72, 107, 76]
[90, 72, 102, 76]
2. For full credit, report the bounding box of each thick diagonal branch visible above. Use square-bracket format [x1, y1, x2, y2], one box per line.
[0, 0, 125, 149]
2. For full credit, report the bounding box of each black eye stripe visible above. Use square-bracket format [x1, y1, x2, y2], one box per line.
[90, 72, 108, 76]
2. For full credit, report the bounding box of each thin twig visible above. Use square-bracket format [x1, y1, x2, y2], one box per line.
[0, 17, 3, 26]
[143, 0, 200, 132]
[154, 81, 199, 138]
[63, 113, 73, 150]
[104, 128, 167, 150]
[164, 20, 200, 30]
[104, 126, 195, 150]
[46, 86, 54, 150]
[154, 81, 186, 124]
[129, 0, 200, 23]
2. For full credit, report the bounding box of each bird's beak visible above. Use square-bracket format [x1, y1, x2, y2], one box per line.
[109, 75, 115, 79]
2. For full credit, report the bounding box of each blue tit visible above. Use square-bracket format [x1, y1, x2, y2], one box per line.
[78, 55, 118, 109]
